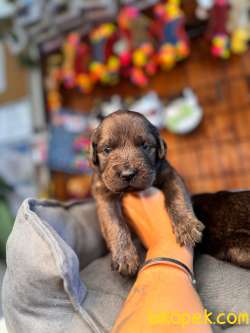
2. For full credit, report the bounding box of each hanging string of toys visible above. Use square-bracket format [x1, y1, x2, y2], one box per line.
[45, 0, 190, 111]
[45, 0, 250, 112]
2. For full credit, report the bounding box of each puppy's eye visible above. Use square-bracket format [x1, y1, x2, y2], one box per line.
[141, 142, 150, 151]
[103, 146, 112, 155]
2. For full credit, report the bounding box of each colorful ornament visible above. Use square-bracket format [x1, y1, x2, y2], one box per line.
[116, 6, 157, 86]
[211, 34, 230, 58]
[132, 42, 155, 85]
[61, 33, 94, 92]
[231, 28, 248, 54]
[90, 23, 116, 43]
[114, 7, 138, 72]
[154, 0, 189, 69]
[90, 22, 119, 85]
[76, 73, 93, 94]
[62, 33, 79, 88]
[158, 44, 176, 69]
[75, 43, 90, 75]
[74, 42, 93, 93]
[228, 0, 250, 54]
[207, 0, 231, 59]
[46, 55, 63, 112]
[131, 67, 148, 86]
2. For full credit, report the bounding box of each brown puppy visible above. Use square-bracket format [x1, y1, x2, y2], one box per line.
[90, 110, 204, 276]
[192, 190, 250, 268]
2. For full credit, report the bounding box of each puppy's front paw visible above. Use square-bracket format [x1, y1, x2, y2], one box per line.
[174, 218, 204, 247]
[111, 244, 140, 277]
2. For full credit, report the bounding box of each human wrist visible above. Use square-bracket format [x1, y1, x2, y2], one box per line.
[146, 241, 194, 270]
[141, 257, 196, 285]
[138, 262, 192, 285]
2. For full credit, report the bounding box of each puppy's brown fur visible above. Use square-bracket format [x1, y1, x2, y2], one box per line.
[192, 190, 250, 268]
[91, 110, 204, 276]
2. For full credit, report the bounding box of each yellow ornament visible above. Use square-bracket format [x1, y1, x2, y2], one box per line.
[91, 23, 116, 42]
[231, 28, 249, 54]
[133, 49, 147, 67]
[159, 44, 176, 70]
[108, 56, 120, 72]
[165, 2, 182, 20]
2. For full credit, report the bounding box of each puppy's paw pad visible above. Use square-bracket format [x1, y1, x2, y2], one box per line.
[174, 219, 204, 247]
[111, 247, 140, 277]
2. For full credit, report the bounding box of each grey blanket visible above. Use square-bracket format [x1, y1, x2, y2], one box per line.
[1, 198, 250, 333]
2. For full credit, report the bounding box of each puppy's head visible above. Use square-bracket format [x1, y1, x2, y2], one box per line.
[90, 110, 166, 193]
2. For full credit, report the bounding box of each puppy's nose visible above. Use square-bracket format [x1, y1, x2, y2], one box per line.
[120, 169, 137, 182]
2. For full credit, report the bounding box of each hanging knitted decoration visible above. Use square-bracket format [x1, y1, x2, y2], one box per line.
[62, 33, 79, 88]
[46, 54, 63, 112]
[61, 32, 93, 93]
[89, 23, 120, 86]
[154, 0, 189, 70]
[207, 0, 230, 59]
[75, 43, 93, 93]
[116, 6, 157, 87]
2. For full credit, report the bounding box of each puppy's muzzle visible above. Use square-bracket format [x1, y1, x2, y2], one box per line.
[119, 168, 138, 182]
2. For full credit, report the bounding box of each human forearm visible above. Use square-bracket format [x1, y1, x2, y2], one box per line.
[112, 265, 212, 333]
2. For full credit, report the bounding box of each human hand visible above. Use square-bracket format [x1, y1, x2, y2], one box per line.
[123, 187, 193, 270]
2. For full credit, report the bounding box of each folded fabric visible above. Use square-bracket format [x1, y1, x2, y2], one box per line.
[2, 199, 107, 333]
[2, 198, 250, 333]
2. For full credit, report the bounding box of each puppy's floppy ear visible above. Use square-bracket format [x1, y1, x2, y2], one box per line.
[150, 123, 167, 160]
[89, 128, 99, 167]
[157, 136, 167, 160]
